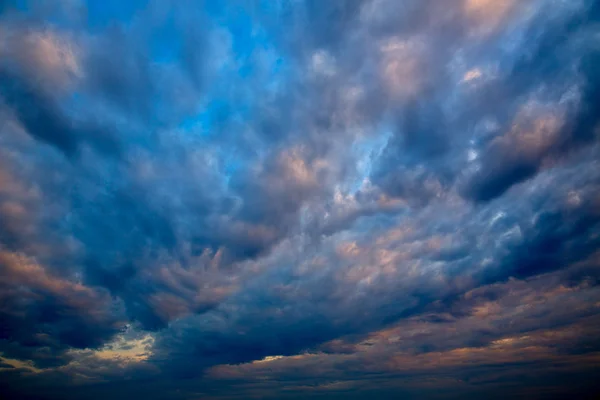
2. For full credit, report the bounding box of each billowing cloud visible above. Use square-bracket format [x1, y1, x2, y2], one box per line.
[1, 0, 599, 399]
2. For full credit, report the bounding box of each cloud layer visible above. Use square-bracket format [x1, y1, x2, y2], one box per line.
[1, 1, 600, 399]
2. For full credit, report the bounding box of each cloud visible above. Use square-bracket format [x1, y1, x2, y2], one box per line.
[0, 0, 599, 399]
[0, 251, 126, 367]
[205, 259, 600, 398]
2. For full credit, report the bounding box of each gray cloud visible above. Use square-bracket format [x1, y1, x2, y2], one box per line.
[1, 0, 599, 399]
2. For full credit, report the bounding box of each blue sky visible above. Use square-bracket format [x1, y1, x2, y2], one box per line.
[1, 1, 600, 399]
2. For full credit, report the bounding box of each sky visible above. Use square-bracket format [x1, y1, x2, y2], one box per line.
[0, 0, 600, 399]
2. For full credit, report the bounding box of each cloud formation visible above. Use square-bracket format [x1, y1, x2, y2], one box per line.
[1, 0, 599, 399]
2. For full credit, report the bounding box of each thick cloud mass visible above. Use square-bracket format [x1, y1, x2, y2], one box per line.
[1, 1, 600, 399]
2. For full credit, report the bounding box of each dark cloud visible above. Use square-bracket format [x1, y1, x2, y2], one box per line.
[0, 63, 120, 157]
[460, 2, 600, 202]
[1, 0, 600, 399]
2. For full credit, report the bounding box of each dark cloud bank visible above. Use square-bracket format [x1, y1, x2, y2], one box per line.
[1, 1, 600, 399]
